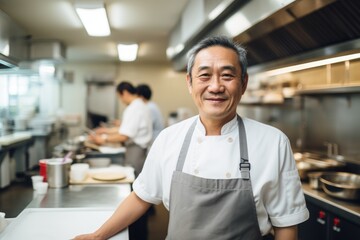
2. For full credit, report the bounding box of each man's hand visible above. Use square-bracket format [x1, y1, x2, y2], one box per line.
[95, 127, 108, 134]
[88, 134, 106, 145]
[73, 232, 104, 240]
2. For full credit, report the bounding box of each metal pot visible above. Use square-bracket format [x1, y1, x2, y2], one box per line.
[308, 172, 324, 190]
[320, 172, 360, 200]
[296, 158, 345, 180]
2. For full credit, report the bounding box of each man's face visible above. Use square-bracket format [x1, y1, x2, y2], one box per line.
[186, 46, 248, 122]
[117, 92, 127, 105]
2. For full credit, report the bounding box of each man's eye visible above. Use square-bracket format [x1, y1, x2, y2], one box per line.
[198, 74, 211, 80]
[221, 74, 234, 80]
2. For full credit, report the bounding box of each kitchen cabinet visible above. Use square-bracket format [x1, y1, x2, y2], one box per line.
[298, 189, 360, 240]
[298, 202, 327, 240]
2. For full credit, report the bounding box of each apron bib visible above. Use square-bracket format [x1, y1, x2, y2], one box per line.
[166, 116, 263, 240]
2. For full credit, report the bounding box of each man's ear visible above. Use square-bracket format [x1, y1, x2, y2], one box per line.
[186, 74, 192, 94]
[241, 73, 248, 95]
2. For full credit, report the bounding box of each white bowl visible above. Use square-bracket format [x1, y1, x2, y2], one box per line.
[87, 158, 111, 168]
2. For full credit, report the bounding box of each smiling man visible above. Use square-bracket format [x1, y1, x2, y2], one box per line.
[75, 36, 309, 240]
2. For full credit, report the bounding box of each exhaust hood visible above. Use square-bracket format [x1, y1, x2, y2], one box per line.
[0, 9, 28, 70]
[168, 0, 360, 72]
[0, 53, 18, 69]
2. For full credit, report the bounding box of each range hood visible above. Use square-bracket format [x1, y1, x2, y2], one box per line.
[0, 53, 18, 69]
[0, 9, 28, 69]
[169, 0, 360, 71]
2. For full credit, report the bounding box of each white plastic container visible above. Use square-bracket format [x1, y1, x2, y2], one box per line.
[70, 163, 89, 182]
[35, 182, 49, 194]
[31, 175, 44, 190]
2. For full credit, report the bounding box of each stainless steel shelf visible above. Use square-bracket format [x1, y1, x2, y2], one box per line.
[296, 85, 360, 95]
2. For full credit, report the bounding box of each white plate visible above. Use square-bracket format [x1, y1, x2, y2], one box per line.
[0, 208, 128, 240]
[99, 146, 126, 154]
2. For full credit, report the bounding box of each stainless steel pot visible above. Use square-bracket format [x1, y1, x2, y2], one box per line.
[296, 158, 345, 180]
[308, 172, 324, 190]
[320, 172, 360, 200]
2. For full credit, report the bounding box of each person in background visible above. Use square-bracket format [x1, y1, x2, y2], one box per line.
[136, 84, 164, 141]
[75, 36, 308, 240]
[89, 81, 152, 176]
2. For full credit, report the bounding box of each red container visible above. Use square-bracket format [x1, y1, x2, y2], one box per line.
[39, 159, 48, 181]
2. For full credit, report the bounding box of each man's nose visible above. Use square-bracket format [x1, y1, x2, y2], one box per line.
[208, 76, 224, 93]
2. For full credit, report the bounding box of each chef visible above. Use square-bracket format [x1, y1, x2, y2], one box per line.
[136, 84, 164, 141]
[75, 36, 309, 240]
[89, 81, 152, 176]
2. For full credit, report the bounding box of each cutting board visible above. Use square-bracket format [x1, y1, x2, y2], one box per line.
[70, 172, 133, 185]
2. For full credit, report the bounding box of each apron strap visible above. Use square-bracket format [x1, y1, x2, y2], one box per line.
[237, 115, 251, 180]
[176, 119, 197, 171]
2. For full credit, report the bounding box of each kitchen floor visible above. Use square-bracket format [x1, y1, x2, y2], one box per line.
[0, 178, 169, 240]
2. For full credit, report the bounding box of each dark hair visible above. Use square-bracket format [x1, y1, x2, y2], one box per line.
[187, 36, 247, 83]
[136, 84, 152, 100]
[116, 81, 137, 95]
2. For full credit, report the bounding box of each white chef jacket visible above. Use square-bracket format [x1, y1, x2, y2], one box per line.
[119, 98, 152, 149]
[133, 115, 309, 235]
[147, 101, 164, 140]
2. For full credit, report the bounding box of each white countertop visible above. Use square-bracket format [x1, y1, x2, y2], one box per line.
[0, 208, 128, 240]
[0, 132, 32, 146]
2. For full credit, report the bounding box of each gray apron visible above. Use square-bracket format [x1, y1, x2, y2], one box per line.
[166, 116, 263, 240]
[125, 142, 147, 177]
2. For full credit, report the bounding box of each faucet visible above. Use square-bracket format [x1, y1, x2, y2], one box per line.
[323, 142, 333, 157]
[323, 142, 339, 157]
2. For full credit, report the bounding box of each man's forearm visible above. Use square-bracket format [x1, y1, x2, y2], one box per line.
[273, 225, 298, 240]
[94, 192, 151, 239]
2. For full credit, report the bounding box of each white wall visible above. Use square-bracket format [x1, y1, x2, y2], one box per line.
[57, 61, 197, 128]
[116, 62, 196, 122]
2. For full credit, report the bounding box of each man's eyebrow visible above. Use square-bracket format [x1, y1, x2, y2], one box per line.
[197, 66, 211, 71]
[221, 65, 237, 72]
[196, 65, 237, 72]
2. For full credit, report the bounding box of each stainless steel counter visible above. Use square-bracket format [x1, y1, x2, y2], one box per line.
[28, 184, 131, 209]
[302, 183, 360, 224]
[0, 184, 132, 240]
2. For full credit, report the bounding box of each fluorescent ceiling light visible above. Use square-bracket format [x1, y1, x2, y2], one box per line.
[117, 44, 138, 62]
[263, 53, 360, 77]
[76, 7, 110, 36]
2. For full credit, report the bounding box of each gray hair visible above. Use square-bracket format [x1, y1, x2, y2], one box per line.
[187, 36, 247, 83]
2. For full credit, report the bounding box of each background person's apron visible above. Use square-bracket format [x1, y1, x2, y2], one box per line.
[125, 142, 147, 177]
[166, 116, 264, 240]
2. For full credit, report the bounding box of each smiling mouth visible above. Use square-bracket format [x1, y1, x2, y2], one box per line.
[205, 98, 227, 102]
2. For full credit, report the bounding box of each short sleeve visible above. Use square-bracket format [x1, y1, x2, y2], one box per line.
[119, 107, 140, 138]
[264, 138, 309, 227]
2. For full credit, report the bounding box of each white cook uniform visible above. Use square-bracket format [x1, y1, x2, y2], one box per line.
[147, 101, 164, 141]
[119, 98, 152, 148]
[133, 115, 309, 235]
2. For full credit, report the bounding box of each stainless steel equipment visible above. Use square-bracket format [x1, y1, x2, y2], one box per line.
[296, 155, 345, 180]
[46, 158, 72, 188]
[320, 172, 360, 200]
[308, 172, 324, 190]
